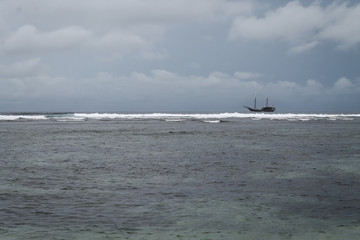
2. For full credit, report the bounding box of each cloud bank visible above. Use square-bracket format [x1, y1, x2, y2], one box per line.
[1, 59, 359, 112]
[0, 0, 253, 58]
[229, 1, 360, 53]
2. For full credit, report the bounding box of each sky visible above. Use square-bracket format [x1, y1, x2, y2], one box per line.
[0, 0, 359, 113]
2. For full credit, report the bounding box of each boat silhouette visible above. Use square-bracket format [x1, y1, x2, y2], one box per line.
[244, 97, 275, 112]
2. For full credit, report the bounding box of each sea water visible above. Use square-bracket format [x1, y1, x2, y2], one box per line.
[0, 113, 359, 239]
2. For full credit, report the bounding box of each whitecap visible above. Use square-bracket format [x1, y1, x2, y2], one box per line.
[203, 120, 221, 123]
[1, 112, 359, 122]
[164, 119, 186, 122]
[0, 115, 47, 121]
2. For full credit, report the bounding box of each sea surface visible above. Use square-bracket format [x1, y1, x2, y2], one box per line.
[0, 112, 360, 240]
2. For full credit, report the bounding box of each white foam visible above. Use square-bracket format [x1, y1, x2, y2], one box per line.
[53, 118, 86, 122]
[74, 112, 360, 121]
[203, 120, 221, 123]
[0, 115, 48, 121]
[164, 119, 186, 122]
[1, 112, 359, 121]
[49, 114, 86, 122]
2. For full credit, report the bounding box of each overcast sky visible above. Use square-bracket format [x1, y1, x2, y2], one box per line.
[1, 0, 359, 113]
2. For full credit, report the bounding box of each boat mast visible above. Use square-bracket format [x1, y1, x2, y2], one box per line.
[266, 97, 268, 106]
[254, 97, 257, 109]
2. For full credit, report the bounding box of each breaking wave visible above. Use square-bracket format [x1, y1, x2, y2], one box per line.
[0, 112, 359, 122]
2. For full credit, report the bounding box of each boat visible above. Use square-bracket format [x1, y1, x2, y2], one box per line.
[244, 97, 275, 112]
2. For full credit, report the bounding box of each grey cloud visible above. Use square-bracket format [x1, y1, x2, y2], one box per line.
[86, 31, 152, 53]
[235, 71, 261, 80]
[0, 58, 42, 78]
[0, 0, 254, 58]
[288, 41, 319, 55]
[1, 24, 163, 59]
[229, 1, 325, 42]
[319, 3, 360, 49]
[3, 25, 91, 54]
[334, 77, 353, 89]
[229, 1, 360, 52]
[1, 69, 357, 111]
[15, 0, 253, 25]
[331, 77, 360, 94]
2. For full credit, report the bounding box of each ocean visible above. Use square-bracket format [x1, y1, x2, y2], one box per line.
[0, 112, 359, 240]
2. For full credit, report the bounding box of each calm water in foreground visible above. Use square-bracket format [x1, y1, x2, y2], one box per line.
[0, 113, 359, 239]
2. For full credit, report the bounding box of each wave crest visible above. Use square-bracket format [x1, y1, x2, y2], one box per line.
[0, 112, 359, 122]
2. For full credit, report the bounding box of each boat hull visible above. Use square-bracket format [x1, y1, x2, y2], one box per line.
[244, 106, 275, 112]
[244, 97, 276, 112]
